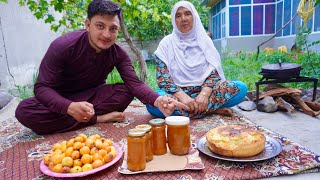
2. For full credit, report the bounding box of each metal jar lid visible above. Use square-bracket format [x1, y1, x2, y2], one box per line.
[149, 118, 165, 126]
[135, 124, 152, 132]
[128, 129, 146, 137]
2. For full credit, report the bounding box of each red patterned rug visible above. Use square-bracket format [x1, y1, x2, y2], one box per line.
[0, 98, 319, 179]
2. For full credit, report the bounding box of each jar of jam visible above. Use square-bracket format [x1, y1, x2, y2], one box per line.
[149, 118, 167, 155]
[127, 129, 146, 171]
[136, 124, 153, 162]
[165, 116, 190, 155]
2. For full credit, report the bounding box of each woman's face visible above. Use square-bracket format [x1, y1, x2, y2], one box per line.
[175, 7, 193, 33]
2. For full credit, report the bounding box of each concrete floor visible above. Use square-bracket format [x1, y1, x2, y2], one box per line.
[233, 106, 320, 179]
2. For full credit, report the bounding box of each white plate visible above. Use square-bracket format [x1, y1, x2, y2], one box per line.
[197, 135, 282, 162]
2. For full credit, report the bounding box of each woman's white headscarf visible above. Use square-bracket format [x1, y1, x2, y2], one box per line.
[154, 0, 225, 87]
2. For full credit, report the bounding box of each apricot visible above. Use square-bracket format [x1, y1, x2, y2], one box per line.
[82, 163, 93, 172]
[92, 153, 103, 162]
[104, 146, 111, 153]
[103, 153, 113, 163]
[90, 147, 99, 155]
[52, 164, 63, 173]
[85, 138, 95, 149]
[74, 136, 84, 143]
[92, 159, 104, 169]
[43, 154, 52, 165]
[70, 166, 82, 173]
[80, 146, 90, 156]
[105, 139, 113, 146]
[98, 149, 107, 157]
[95, 139, 103, 149]
[61, 166, 71, 173]
[73, 159, 83, 167]
[65, 147, 74, 157]
[61, 157, 73, 167]
[66, 138, 75, 148]
[81, 154, 92, 164]
[52, 143, 62, 151]
[71, 150, 80, 160]
[78, 133, 87, 141]
[73, 142, 83, 150]
[51, 153, 63, 165]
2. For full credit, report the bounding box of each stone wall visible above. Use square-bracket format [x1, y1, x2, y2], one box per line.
[116, 38, 162, 61]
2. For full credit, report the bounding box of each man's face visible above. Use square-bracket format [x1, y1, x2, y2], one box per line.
[175, 7, 193, 33]
[85, 14, 120, 53]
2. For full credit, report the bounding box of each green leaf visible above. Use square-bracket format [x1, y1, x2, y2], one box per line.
[45, 14, 55, 23]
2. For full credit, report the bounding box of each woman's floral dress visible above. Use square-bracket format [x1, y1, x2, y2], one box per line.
[155, 57, 239, 118]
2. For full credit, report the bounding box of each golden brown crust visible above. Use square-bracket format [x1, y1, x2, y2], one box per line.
[205, 125, 266, 157]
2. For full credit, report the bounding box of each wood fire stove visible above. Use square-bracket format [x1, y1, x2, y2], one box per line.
[255, 76, 318, 103]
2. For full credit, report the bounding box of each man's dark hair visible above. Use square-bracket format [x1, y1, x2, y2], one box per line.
[87, 0, 122, 21]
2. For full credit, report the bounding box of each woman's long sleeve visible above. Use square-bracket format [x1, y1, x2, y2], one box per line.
[155, 57, 182, 93]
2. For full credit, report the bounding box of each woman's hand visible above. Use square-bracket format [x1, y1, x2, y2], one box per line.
[67, 102, 95, 122]
[154, 96, 190, 117]
[174, 91, 197, 114]
[195, 87, 212, 114]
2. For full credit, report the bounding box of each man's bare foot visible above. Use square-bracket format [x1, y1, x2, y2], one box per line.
[97, 112, 125, 123]
[213, 107, 233, 116]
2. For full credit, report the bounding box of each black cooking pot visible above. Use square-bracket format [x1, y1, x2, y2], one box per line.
[259, 62, 302, 79]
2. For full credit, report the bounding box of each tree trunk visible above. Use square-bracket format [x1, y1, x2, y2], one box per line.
[119, 19, 147, 82]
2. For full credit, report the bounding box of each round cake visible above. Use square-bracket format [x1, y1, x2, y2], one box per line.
[206, 125, 266, 158]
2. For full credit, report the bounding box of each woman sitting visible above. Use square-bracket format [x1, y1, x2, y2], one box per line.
[147, 1, 247, 119]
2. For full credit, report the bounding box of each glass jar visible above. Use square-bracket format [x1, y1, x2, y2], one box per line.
[149, 118, 167, 155]
[135, 124, 153, 162]
[165, 116, 190, 155]
[127, 129, 146, 171]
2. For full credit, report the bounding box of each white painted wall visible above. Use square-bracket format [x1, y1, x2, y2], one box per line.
[0, 0, 60, 90]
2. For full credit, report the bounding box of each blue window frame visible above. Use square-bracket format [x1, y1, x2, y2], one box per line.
[283, 0, 291, 36]
[229, 7, 240, 36]
[253, 6, 263, 35]
[254, 0, 275, 3]
[241, 6, 252, 35]
[276, 1, 283, 37]
[230, 0, 251, 5]
[265, 4, 275, 34]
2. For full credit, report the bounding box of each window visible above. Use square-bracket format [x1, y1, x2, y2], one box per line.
[254, 0, 275, 3]
[276, 1, 283, 37]
[222, 12, 226, 37]
[230, 0, 251, 5]
[229, 7, 240, 36]
[265, 4, 275, 34]
[283, 0, 291, 36]
[253, 6, 264, 35]
[241, 6, 252, 35]
[291, 0, 301, 35]
[315, 6, 320, 32]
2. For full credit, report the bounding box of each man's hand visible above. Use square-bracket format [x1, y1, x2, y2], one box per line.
[154, 96, 190, 117]
[67, 102, 95, 122]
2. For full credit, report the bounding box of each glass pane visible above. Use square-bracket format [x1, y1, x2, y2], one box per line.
[253, 5, 263, 35]
[241, 6, 251, 35]
[217, 14, 221, 39]
[230, 0, 251, 5]
[265, 4, 275, 34]
[229, 7, 239, 36]
[276, 1, 283, 37]
[283, 0, 291, 36]
[221, 0, 226, 9]
[315, 6, 320, 32]
[291, 0, 301, 35]
[254, 0, 275, 3]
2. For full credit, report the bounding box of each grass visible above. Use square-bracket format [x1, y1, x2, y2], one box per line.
[12, 51, 320, 99]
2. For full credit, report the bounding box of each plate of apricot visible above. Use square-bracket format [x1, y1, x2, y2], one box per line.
[40, 134, 123, 177]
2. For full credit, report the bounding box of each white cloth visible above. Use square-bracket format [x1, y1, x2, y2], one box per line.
[154, 1, 225, 87]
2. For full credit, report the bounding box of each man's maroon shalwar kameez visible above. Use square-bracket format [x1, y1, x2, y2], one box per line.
[15, 30, 159, 135]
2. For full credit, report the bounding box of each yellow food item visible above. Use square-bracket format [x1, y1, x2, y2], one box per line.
[206, 125, 266, 158]
[43, 134, 117, 173]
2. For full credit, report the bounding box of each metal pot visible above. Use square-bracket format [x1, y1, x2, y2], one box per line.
[259, 62, 302, 79]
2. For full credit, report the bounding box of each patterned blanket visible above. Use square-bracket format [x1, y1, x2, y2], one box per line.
[0, 98, 319, 179]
